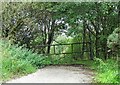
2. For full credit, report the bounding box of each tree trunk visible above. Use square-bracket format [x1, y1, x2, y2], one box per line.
[95, 32, 99, 58]
[81, 20, 86, 59]
[47, 33, 54, 54]
[88, 30, 94, 60]
[47, 20, 55, 54]
[95, 2, 100, 58]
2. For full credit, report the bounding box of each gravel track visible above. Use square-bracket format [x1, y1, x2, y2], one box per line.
[6, 66, 94, 83]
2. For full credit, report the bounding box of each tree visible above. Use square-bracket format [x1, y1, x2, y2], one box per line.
[2, 2, 119, 59]
[2, 2, 67, 54]
[55, 2, 119, 59]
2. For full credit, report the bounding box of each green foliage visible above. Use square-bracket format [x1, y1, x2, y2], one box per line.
[2, 2, 119, 59]
[0, 40, 37, 81]
[1, 40, 50, 68]
[54, 57, 119, 83]
[71, 34, 82, 59]
[1, 2, 120, 83]
[1, 57, 36, 81]
[64, 33, 83, 59]
[94, 58, 119, 83]
[51, 55, 74, 65]
[50, 34, 83, 61]
[50, 35, 72, 54]
[58, 58, 119, 83]
[107, 27, 120, 49]
[55, 35, 71, 44]
[0, 39, 52, 81]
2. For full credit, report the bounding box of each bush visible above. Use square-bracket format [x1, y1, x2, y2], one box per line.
[0, 40, 50, 68]
[94, 58, 119, 83]
[0, 39, 51, 81]
[1, 57, 36, 81]
[107, 27, 120, 50]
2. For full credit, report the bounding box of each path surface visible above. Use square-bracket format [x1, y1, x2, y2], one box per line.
[7, 66, 94, 83]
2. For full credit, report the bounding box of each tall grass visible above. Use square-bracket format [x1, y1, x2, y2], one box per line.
[94, 58, 119, 83]
[0, 39, 51, 81]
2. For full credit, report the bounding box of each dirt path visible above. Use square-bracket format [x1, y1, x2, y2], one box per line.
[6, 66, 94, 83]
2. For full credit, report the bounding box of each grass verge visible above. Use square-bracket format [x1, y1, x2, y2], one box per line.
[0, 39, 50, 82]
[50, 55, 119, 83]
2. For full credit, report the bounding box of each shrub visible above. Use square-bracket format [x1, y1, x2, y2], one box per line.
[0, 39, 51, 81]
[107, 27, 120, 50]
[1, 57, 36, 81]
[94, 58, 119, 83]
[0, 40, 50, 68]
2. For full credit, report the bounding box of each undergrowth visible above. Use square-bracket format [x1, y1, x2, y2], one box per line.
[0, 39, 119, 83]
[50, 55, 119, 83]
[0, 40, 51, 82]
[94, 58, 119, 83]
